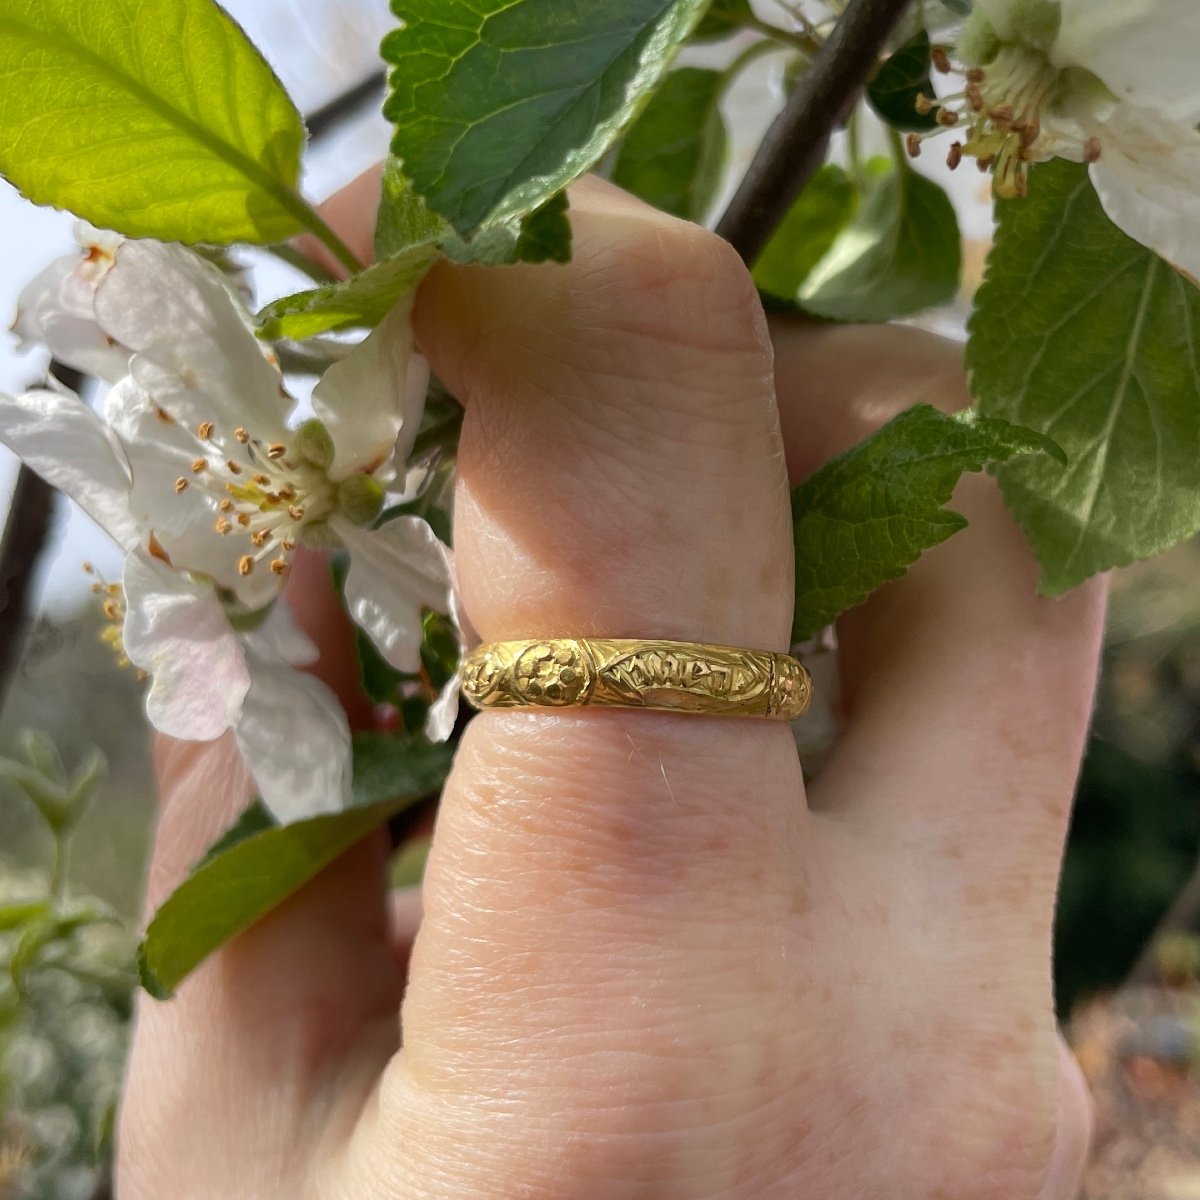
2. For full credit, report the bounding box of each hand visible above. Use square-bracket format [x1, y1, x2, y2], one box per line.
[117, 176, 1100, 1199]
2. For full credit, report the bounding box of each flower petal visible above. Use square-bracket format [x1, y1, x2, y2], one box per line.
[122, 550, 250, 741]
[104, 377, 285, 607]
[12, 230, 130, 381]
[0, 387, 140, 550]
[235, 653, 351, 821]
[105, 376, 212, 536]
[1088, 105, 1200, 280]
[12, 256, 124, 383]
[241, 598, 319, 668]
[94, 242, 290, 440]
[426, 671, 462, 742]
[332, 514, 450, 674]
[1057, 0, 1200, 124]
[311, 298, 429, 481]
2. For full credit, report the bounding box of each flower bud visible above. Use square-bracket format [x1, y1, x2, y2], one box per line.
[1008, 0, 1062, 53]
[294, 418, 335, 470]
[336, 474, 385, 526]
[957, 10, 1000, 65]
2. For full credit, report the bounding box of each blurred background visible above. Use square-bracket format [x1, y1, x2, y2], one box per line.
[0, 2, 1198, 1197]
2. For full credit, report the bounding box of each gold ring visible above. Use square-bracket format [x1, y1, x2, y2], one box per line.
[460, 638, 812, 720]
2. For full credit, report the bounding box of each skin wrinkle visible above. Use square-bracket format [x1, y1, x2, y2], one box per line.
[120, 177, 1098, 1200]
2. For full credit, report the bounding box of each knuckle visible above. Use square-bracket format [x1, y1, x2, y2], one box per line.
[581, 212, 768, 361]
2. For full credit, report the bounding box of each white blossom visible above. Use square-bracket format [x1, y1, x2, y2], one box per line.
[11, 223, 128, 383]
[928, 0, 1200, 277]
[0, 240, 453, 816]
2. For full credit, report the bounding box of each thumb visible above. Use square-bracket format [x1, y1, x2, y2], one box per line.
[375, 179, 807, 1193]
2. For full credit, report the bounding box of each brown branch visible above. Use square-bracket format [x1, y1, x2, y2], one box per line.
[305, 71, 384, 139]
[0, 465, 54, 708]
[716, 0, 915, 265]
[0, 365, 84, 713]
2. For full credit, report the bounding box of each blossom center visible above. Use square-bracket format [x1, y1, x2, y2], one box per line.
[172, 420, 336, 579]
[910, 44, 1102, 199]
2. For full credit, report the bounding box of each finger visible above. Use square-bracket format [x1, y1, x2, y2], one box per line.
[772, 319, 1105, 893]
[296, 164, 383, 275]
[370, 179, 808, 1194]
[775, 321, 1097, 1198]
[120, 574, 397, 1190]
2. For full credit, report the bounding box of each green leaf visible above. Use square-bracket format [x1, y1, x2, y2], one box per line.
[968, 160, 1200, 595]
[375, 158, 451, 261]
[255, 247, 437, 340]
[513, 191, 573, 264]
[382, 0, 708, 237]
[791, 405, 1062, 641]
[138, 733, 452, 998]
[0, 0, 307, 244]
[611, 67, 728, 222]
[799, 159, 961, 322]
[692, 0, 754, 40]
[376, 156, 572, 267]
[753, 165, 857, 301]
[868, 30, 938, 131]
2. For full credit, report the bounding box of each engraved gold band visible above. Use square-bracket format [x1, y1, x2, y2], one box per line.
[460, 638, 812, 720]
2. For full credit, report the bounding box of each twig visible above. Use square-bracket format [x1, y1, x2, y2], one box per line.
[306, 71, 385, 140]
[716, 0, 914, 264]
[0, 465, 53, 710]
[0, 365, 84, 713]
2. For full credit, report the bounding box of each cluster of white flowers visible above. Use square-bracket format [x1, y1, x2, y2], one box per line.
[2, 228, 456, 820]
[913, 0, 1200, 279]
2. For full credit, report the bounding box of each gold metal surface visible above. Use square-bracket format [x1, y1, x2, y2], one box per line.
[461, 638, 812, 720]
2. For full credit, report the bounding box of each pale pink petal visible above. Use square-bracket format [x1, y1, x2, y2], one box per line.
[426, 553, 471, 742]
[425, 671, 462, 742]
[94, 242, 290, 440]
[0, 388, 140, 549]
[12, 255, 129, 383]
[241, 599, 319, 668]
[1088, 106, 1200, 280]
[122, 551, 250, 741]
[332, 514, 450, 674]
[235, 654, 351, 821]
[311, 298, 428, 481]
[1057, 0, 1200, 124]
